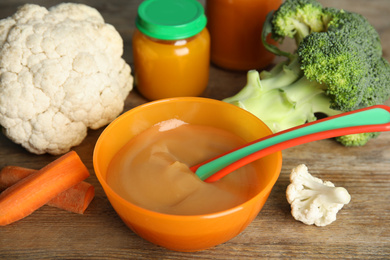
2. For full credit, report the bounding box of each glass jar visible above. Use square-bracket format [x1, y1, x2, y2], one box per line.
[133, 0, 210, 101]
[206, 0, 281, 71]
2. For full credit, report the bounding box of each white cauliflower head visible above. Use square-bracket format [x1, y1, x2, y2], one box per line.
[0, 3, 133, 155]
[286, 164, 351, 226]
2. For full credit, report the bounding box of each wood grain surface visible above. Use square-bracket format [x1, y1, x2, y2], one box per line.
[0, 0, 389, 259]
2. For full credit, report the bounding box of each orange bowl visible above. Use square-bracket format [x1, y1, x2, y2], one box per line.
[93, 97, 282, 252]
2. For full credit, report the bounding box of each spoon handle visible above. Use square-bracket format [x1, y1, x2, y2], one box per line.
[192, 105, 390, 182]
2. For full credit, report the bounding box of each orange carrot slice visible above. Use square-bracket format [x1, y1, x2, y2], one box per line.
[0, 151, 90, 226]
[0, 166, 95, 214]
[47, 181, 95, 214]
[0, 166, 35, 190]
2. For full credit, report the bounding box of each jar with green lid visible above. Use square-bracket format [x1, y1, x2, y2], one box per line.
[133, 0, 210, 100]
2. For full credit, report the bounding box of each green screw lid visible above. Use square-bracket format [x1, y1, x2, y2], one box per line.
[136, 0, 207, 40]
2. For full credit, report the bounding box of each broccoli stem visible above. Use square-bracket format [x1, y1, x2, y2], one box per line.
[261, 12, 295, 59]
[291, 19, 311, 46]
[223, 56, 341, 133]
[260, 56, 303, 90]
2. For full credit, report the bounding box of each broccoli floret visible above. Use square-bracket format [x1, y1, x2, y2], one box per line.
[298, 8, 387, 111]
[271, 0, 325, 46]
[335, 132, 380, 147]
[323, 8, 382, 59]
[224, 0, 390, 146]
[361, 57, 390, 108]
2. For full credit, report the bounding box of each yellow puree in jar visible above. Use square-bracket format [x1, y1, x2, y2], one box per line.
[106, 119, 259, 215]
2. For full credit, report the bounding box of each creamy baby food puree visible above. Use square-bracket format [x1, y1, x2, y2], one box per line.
[106, 119, 260, 215]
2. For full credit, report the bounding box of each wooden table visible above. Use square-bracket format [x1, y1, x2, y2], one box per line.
[1, 0, 389, 258]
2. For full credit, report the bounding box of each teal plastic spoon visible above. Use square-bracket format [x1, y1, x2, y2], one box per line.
[190, 105, 390, 182]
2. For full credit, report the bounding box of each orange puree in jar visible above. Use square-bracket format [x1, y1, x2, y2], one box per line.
[132, 28, 210, 100]
[106, 119, 259, 215]
[133, 0, 210, 100]
[206, 0, 281, 71]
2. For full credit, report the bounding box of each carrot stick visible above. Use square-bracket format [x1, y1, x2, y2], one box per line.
[0, 151, 90, 226]
[0, 166, 95, 214]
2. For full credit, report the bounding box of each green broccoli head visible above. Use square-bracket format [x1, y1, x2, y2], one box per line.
[271, 0, 325, 45]
[324, 8, 382, 58]
[298, 30, 372, 111]
[360, 57, 390, 108]
[297, 8, 389, 112]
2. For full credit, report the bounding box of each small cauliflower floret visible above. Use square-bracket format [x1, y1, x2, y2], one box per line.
[286, 164, 351, 226]
[0, 3, 133, 155]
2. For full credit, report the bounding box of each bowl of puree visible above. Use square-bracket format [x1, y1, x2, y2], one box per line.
[93, 97, 282, 252]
